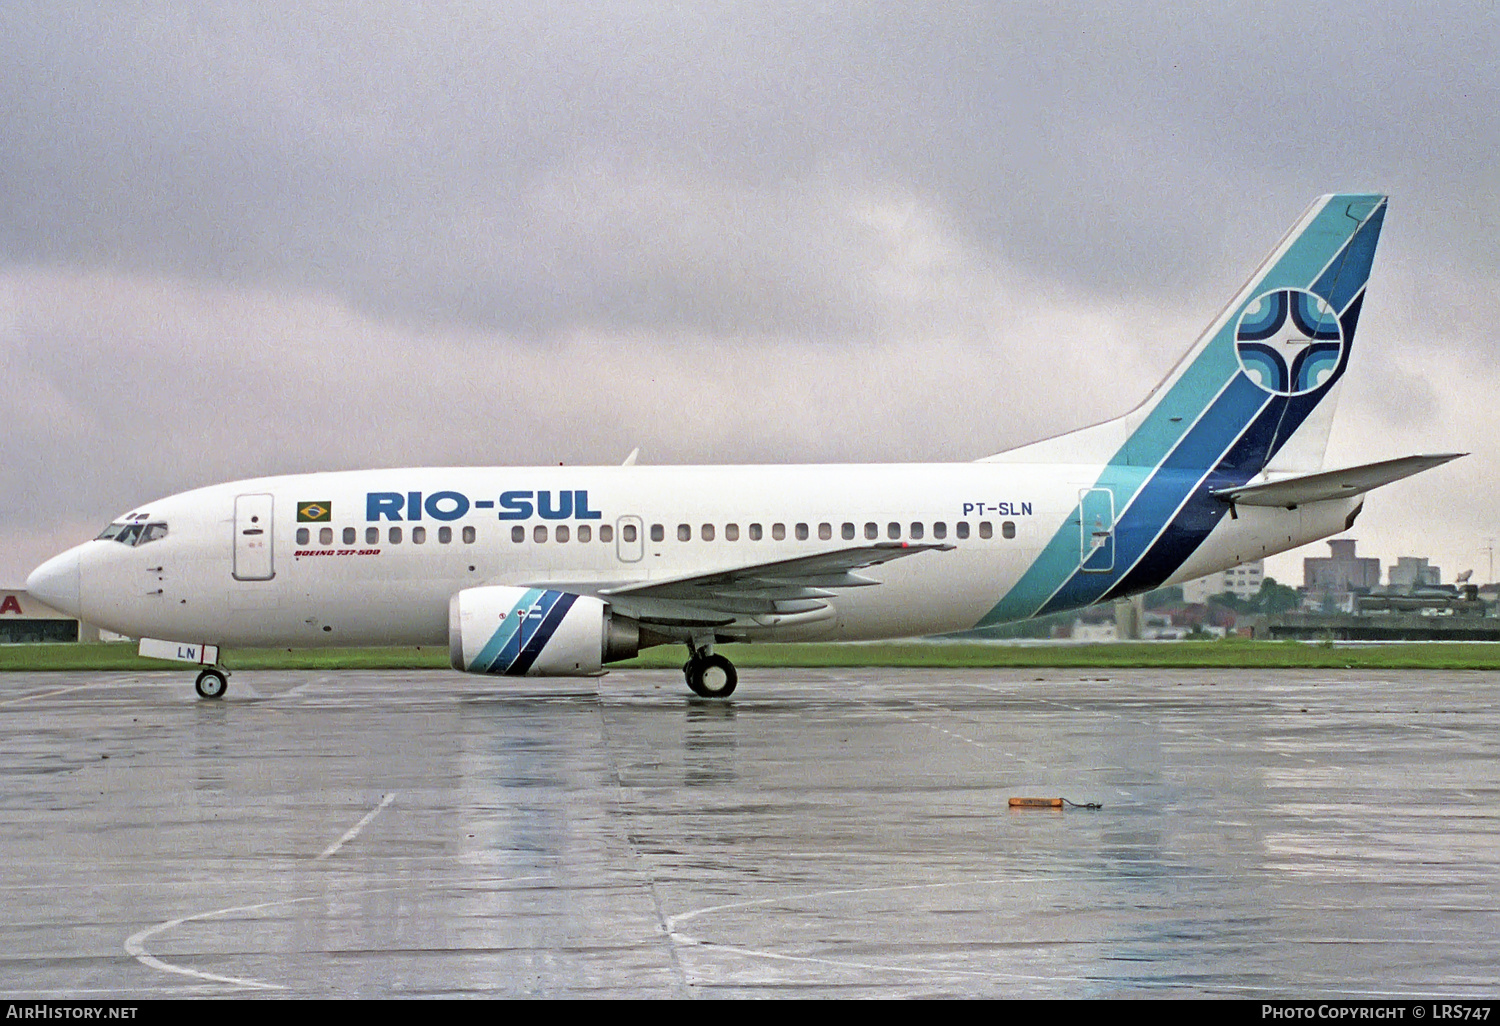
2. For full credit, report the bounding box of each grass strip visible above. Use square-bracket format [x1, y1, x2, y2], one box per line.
[4, 639, 1500, 672]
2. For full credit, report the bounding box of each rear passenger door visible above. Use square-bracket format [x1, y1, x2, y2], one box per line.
[1078, 487, 1115, 574]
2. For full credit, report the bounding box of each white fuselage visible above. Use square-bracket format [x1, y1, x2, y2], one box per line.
[61, 462, 1356, 649]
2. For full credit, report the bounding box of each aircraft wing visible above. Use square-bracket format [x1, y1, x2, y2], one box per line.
[1212, 453, 1465, 509]
[588, 542, 955, 627]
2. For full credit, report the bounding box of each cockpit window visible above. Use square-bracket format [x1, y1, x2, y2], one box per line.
[96, 521, 168, 546]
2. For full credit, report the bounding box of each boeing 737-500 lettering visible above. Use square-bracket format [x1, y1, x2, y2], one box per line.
[26, 194, 1462, 698]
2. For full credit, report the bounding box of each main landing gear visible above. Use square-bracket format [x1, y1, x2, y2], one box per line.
[683, 645, 737, 698]
[195, 667, 229, 700]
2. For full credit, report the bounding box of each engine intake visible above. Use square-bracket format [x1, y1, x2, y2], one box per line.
[449, 586, 639, 676]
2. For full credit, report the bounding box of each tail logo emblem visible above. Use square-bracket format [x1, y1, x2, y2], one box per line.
[1234, 289, 1344, 396]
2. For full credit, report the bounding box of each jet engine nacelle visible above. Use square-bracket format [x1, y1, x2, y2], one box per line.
[448, 585, 639, 676]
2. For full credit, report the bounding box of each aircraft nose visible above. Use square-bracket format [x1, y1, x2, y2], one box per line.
[26, 548, 82, 618]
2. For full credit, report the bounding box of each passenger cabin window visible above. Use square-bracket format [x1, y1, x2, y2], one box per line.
[725, 523, 739, 541]
[910, 522, 924, 540]
[795, 523, 809, 541]
[772, 523, 785, 540]
[842, 522, 855, 540]
[621, 524, 636, 543]
[389, 527, 402, 544]
[956, 522, 970, 539]
[600, 524, 614, 543]
[534, 525, 547, 543]
[701, 524, 715, 541]
[412, 526, 427, 544]
[296, 527, 309, 545]
[512, 526, 525, 542]
[678, 524, 691, 542]
[979, 521, 993, 539]
[749, 523, 763, 540]
[933, 522, 947, 539]
[438, 526, 451, 544]
[366, 526, 379, 545]
[1002, 521, 1016, 539]
[650, 524, 664, 542]
[887, 522, 900, 540]
[577, 525, 591, 542]
[463, 526, 476, 544]
[864, 522, 878, 540]
[558, 525, 571, 542]
[320, 527, 334, 545]
[344, 527, 357, 545]
[818, 523, 832, 540]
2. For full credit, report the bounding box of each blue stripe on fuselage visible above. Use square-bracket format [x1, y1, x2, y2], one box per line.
[1033, 373, 1271, 616]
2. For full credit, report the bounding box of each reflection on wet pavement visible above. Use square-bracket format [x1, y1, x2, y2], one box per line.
[0, 667, 1494, 997]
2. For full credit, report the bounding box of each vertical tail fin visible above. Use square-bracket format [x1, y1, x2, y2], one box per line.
[979, 194, 1388, 625]
[983, 193, 1386, 471]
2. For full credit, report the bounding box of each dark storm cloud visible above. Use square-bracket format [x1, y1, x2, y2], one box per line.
[1, 1, 1496, 582]
[3, 1, 1495, 338]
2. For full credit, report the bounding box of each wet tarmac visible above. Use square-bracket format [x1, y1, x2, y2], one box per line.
[0, 666, 1495, 998]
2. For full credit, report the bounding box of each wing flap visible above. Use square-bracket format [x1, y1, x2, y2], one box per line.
[517, 543, 954, 634]
[599, 542, 954, 604]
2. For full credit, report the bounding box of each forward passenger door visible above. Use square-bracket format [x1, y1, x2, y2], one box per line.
[233, 494, 275, 580]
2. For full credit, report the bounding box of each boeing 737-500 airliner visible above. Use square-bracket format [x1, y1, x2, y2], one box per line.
[26, 194, 1461, 698]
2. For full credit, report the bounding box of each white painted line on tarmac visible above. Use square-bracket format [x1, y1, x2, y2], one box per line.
[315, 792, 396, 860]
[667, 878, 1093, 983]
[124, 898, 313, 991]
[0, 684, 99, 706]
[123, 875, 548, 994]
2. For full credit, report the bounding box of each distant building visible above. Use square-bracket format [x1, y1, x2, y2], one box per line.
[1388, 556, 1441, 591]
[1140, 611, 1192, 640]
[1182, 561, 1264, 603]
[0, 589, 99, 644]
[1304, 538, 1381, 593]
[1069, 618, 1118, 642]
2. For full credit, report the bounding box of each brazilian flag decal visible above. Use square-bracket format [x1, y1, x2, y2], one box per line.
[297, 501, 332, 523]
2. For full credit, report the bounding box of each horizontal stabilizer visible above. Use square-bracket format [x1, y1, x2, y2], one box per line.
[1212, 453, 1465, 509]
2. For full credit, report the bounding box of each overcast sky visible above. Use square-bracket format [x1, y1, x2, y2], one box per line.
[3, 1, 1497, 588]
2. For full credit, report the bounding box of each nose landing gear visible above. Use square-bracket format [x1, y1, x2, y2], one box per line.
[195, 667, 229, 699]
[683, 645, 737, 698]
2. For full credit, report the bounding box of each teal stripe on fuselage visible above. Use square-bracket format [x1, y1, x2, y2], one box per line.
[1034, 374, 1273, 616]
[979, 463, 1154, 625]
[977, 195, 1384, 627]
[979, 373, 1268, 625]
